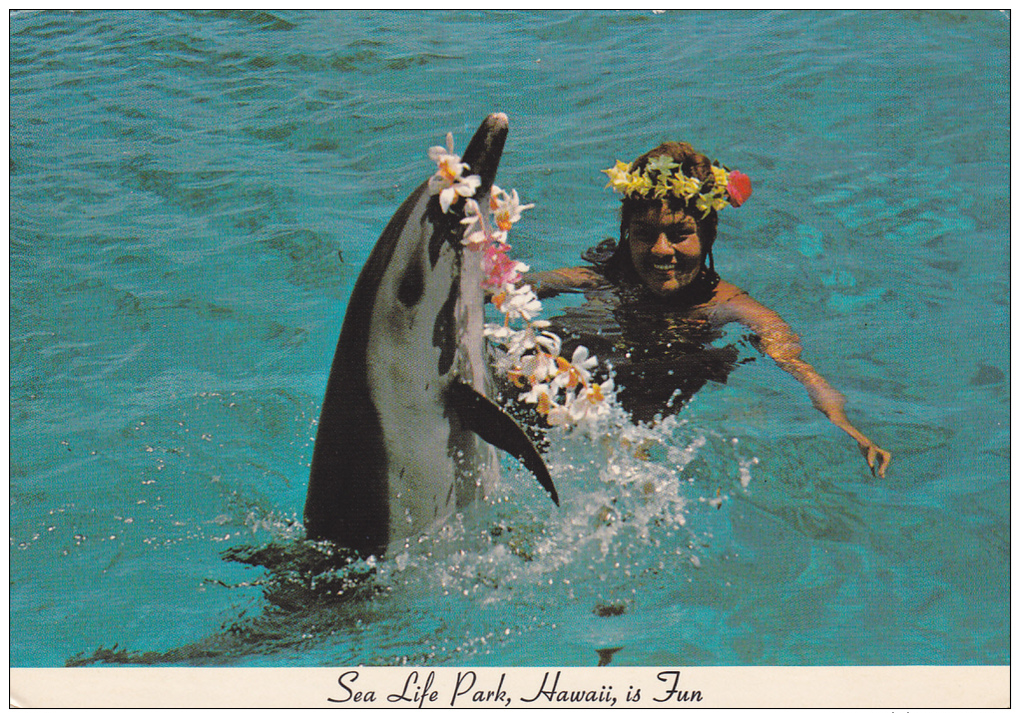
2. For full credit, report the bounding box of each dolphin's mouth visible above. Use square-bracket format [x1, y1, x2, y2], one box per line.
[459, 113, 509, 198]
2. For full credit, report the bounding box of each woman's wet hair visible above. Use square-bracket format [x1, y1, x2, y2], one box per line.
[585, 141, 720, 282]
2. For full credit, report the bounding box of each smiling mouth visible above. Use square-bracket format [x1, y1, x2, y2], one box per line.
[649, 261, 675, 274]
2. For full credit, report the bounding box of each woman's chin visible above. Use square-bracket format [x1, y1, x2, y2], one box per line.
[646, 276, 679, 296]
[640, 268, 696, 296]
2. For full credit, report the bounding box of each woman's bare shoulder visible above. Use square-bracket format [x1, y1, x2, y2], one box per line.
[707, 279, 783, 327]
[706, 279, 751, 314]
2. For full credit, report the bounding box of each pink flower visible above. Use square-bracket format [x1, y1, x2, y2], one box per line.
[483, 241, 525, 288]
[726, 170, 752, 207]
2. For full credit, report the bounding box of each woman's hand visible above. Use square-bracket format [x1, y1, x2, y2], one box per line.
[857, 438, 892, 478]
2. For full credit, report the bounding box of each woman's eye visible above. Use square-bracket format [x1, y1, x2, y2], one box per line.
[630, 224, 696, 243]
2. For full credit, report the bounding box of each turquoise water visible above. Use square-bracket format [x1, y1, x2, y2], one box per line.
[10, 10, 1009, 667]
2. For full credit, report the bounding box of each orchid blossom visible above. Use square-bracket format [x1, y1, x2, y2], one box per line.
[460, 198, 489, 249]
[490, 186, 534, 233]
[483, 241, 528, 288]
[493, 282, 542, 323]
[427, 132, 482, 213]
[554, 345, 598, 391]
[568, 379, 615, 422]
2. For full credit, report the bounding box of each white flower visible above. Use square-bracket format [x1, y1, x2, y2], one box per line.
[568, 378, 614, 422]
[493, 283, 542, 323]
[484, 322, 517, 342]
[501, 324, 560, 358]
[503, 326, 536, 356]
[427, 132, 457, 164]
[554, 345, 598, 390]
[534, 329, 561, 356]
[460, 198, 488, 249]
[515, 350, 560, 385]
[489, 185, 534, 233]
[427, 132, 455, 162]
[546, 395, 577, 427]
[519, 381, 559, 416]
[427, 132, 480, 213]
[440, 174, 480, 213]
[489, 325, 534, 365]
[428, 133, 466, 189]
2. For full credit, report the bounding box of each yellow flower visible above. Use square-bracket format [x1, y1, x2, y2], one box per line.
[602, 160, 633, 193]
[668, 174, 701, 200]
[645, 155, 679, 177]
[652, 177, 672, 199]
[623, 171, 653, 197]
[696, 190, 729, 217]
[710, 165, 729, 189]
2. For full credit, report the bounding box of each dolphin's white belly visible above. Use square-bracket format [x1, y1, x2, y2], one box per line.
[367, 203, 497, 545]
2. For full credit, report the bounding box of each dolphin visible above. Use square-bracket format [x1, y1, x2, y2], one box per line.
[304, 113, 557, 557]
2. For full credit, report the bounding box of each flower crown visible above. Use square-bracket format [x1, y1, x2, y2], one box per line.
[602, 154, 752, 217]
[427, 132, 614, 428]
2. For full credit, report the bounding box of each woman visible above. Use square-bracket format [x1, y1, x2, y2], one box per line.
[525, 141, 891, 477]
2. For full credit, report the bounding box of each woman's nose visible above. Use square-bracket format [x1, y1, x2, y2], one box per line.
[651, 233, 673, 256]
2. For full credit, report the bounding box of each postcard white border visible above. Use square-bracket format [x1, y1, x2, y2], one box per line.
[8, 665, 1011, 708]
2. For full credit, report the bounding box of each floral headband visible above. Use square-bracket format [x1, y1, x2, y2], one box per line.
[602, 154, 753, 217]
[428, 132, 614, 428]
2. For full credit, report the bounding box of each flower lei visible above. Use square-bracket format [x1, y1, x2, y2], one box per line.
[602, 154, 752, 217]
[427, 132, 614, 427]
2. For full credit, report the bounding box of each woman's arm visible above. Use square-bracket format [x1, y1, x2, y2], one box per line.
[710, 283, 891, 477]
[522, 266, 608, 298]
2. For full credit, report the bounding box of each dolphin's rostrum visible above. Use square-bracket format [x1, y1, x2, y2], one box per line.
[304, 113, 557, 556]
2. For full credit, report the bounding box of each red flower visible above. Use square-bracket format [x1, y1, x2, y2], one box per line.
[726, 170, 752, 207]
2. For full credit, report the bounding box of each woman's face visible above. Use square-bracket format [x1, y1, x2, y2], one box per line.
[627, 202, 705, 297]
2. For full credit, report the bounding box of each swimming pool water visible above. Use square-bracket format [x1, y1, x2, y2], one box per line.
[9, 10, 1009, 668]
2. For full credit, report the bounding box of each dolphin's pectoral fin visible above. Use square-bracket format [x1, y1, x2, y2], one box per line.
[445, 380, 559, 506]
